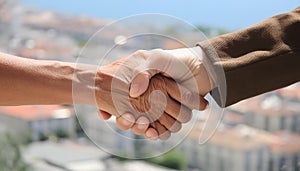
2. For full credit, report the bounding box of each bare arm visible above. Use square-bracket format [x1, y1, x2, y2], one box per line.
[0, 52, 201, 140]
[0, 52, 76, 105]
[0, 52, 103, 106]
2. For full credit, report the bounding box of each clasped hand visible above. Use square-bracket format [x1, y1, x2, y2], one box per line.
[97, 47, 211, 140]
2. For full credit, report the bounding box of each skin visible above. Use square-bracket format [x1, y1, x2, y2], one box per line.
[99, 47, 213, 140]
[0, 51, 209, 140]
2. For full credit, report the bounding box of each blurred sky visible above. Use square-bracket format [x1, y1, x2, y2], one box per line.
[21, 0, 299, 30]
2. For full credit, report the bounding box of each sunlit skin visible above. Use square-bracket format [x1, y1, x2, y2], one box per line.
[99, 47, 213, 139]
[0, 48, 211, 140]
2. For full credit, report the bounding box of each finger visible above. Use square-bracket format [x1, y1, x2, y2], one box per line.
[132, 116, 150, 135]
[158, 113, 182, 133]
[165, 95, 193, 123]
[145, 127, 159, 140]
[164, 78, 208, 110]
[129, 50, 166, 98]
[98, 110, 112, 120]
[150, 122, 171, 140]
[116, 113, 135, 130]
[130, 72, 150, 97]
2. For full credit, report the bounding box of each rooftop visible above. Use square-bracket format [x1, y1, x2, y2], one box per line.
[229, 92, 300, 116]
[278, 83, 300, 100]
[188, 124, 267, 151]
[188, 123, 300, 154]
[260, 131, 300, 155]
[0, 105, 74, 121]
[24, 140, 177, 171]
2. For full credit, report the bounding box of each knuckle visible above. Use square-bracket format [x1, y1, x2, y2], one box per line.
[159, 131, 171, 140]
[151, 48, 163, 54]
[132, 125, 145, 135]
[179, 109, 192, 123]
[183, 90, 192, 103]
[133, 50, 147, 59]
[129, 75, 170, 125]
[170, 122, 182, 133]
[116, 121, 129, 130]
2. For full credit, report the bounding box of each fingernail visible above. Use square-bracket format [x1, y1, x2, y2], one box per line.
[146, 130, 158, 140]
[184, 91, 192, 103]
[130, 84, 140, 97]
[137, 117, 149, 129]
[146, 130, 152, 138]
[122, 114, 134, 126]
[138, 124, 145, 130]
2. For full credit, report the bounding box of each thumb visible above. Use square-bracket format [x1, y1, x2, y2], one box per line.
[129, 72, 150, 97]
[129, 49, 169, 97]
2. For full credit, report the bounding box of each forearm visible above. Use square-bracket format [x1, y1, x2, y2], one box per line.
[0, 52, 74, 105]
[198, 6, 300, 107]
[0, 52, 98, 106]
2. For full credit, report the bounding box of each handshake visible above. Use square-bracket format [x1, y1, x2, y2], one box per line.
[0, 45, 215, 141]
[1, 8, 295, 142]
[82, 47, 213, 140]
[2, 5, 298, 141]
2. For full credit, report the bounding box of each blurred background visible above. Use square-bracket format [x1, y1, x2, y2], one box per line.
[0, 0, 299, 171]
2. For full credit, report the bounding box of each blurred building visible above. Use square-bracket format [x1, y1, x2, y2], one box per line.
[0, 105, 75, 141]
[278, 83, 300, 103]
[180, 124, 300, 171]
[0, 2, 299, 171]
[174, 82, 300, 171]
[24, 140, 177, 171]
[80, 109, 139, 157]
[181, 124, 270, 171]
[258, 131, 300, 171]
[225, 91, 300, 133]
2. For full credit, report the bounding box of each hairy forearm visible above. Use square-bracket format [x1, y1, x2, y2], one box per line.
[0, 52, 99, 106]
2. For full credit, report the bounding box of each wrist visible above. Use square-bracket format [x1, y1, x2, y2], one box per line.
[72, 64, 120, 109]
[165, 47, 214, 95]
[37, 60, 103, 106]
[191, 46, 215, 94]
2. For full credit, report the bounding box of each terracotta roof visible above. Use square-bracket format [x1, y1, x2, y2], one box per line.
[188, 124, 267, 150]
[229, 93, 299, 116]
[0, 105, 74, 121]
[188, 123, 300, 154]
[261, 131, 300, 155]
[223, 111, 244, 123]
[278, 83, 300, 100]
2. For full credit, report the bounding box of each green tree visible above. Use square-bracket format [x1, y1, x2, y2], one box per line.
[0, 133, 30, 171]
[147, 150, 186, 170]
[39, 132, 49, 141]
[55, 129, 69, 139]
